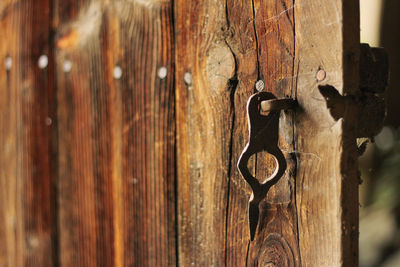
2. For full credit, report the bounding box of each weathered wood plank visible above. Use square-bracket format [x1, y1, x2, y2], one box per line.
[294, 0, 359, 265]
[174, 0, 237, 265]
[176, 0, 359, 266]
[247, 0, 301, 265]
[55, 2, 105, 265]
[0, 1, 56, 266]
[224, 0, 259, 265]
[116, 2, 176, 265]
[54, 1, 176, 266]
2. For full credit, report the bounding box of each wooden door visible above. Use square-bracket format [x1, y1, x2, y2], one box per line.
[0, 0, 361, 266]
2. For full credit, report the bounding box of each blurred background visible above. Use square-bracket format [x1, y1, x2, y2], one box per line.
[359, 0, 400, 266]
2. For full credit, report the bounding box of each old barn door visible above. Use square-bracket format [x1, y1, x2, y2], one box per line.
[0, 0, 360, 266]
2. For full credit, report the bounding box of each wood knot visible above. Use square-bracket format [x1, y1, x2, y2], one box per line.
[256, 233, 296, 267]
[26, 235, 40, 250]
[56, 2, 102, 49]
[205, 44, 235, 93]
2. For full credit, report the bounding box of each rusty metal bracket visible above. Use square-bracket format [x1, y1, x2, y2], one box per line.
[319, 85, 386, 138]
[318, 43, 389, 140]
[237, 92, 296, 241]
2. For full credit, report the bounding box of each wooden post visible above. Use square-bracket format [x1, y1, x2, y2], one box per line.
[294, 1, 360, 265]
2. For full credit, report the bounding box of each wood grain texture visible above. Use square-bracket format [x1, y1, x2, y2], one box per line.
[224, 0, 259, 265]
[0, 0, 360, 266]
[294, 0, 359, 266]
[174, 0, 237, 265]
[248, 0, 301, 265]
[175, 0, 302, 265]
[175, 0, 359, 266]
[0, 1, 56, 266]
[54, 1, 176, 266]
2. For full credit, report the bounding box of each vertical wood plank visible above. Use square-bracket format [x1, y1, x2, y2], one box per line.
[174, 0, 237, 265]
[115, 1, 176, 266]
[248, 0, 301, 265]
[55, 1, 104, 265]
[294, 0, 359, 265]
[54, 0, 176, 266]
[225, 0, 258, 265]
[0, 1, 56, 266]
[342, 1, 360, 264]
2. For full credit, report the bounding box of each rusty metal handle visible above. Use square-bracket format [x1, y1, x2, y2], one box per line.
[237, 92, 296, 241]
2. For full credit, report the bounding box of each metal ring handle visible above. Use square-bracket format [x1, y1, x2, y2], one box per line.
[237, 144, 287, 202]
[237, 92, 296, 241]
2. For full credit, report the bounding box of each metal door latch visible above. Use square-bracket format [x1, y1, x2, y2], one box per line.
[237, 92, 296, 241]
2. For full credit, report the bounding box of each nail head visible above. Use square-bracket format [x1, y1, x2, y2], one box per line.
[113, 66, 122, 79]
[5, 56, 12, 70]
[27, 236, 39, 249]
[63, 60, 72, 73]
[45, 117, 52, 126]
[255, 80, 264, 91]
[158, 66, 167, 79]
[184, 72, 192, 86]
[38, 55, 48, 69]
[316, 69, 326, 81]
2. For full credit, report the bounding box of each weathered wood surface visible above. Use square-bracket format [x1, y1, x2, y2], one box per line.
[0, 1, 56, 266]
[224, 1, 260, 265]
[0, 0, 360, 266]
[1, 0, 176, 266]
[294, 0, 359, 265]
[174, 1, 236, 265]
[55, 1, 176, 266]
[175, 0, 359, 266]
[247, 0, 300, 265]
